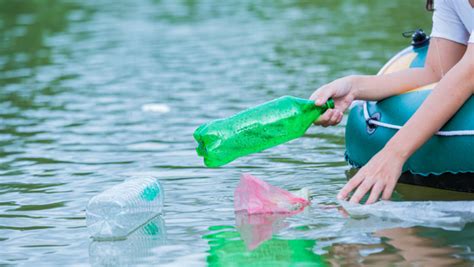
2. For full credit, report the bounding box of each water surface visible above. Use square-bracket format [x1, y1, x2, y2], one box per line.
[1, 0, 473, 265]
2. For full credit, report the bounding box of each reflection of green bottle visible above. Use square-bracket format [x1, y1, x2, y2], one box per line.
[194, 96, 334, 167]
[203, 225, 326, 267]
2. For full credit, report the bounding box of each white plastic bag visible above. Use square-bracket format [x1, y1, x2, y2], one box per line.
[341, 200, 474, 230]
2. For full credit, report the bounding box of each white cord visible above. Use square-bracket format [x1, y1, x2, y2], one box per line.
[363, 101, 474, 137]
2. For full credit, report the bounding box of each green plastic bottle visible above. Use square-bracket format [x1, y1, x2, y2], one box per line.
[193, 96, 334, 167]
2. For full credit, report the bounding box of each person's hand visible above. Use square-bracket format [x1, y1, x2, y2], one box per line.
[310, 76, 357, 127]
[337, 148, 405, 204]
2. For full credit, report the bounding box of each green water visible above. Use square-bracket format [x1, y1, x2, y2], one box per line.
[1, 0, 473, 265]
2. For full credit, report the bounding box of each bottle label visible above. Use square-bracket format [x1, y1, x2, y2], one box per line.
[140, 183, 161, 201]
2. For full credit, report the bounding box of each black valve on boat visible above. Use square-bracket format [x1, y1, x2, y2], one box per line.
[402, 28, 430, 48]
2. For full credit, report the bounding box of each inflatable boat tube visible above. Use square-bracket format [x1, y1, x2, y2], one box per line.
[345, 35, 474, 193]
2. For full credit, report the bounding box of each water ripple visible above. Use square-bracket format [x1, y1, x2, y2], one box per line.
[1, 0, 469, 266]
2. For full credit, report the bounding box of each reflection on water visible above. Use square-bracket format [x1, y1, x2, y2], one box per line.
[218, 207, 474, 266]
[395, 183, 474, 201]
[204, 225, 325, 267]
[235, 211, 292, 250]
[89, 215, 166, 266]
[325, 225, 474, 266]
[206, 208, 474, 266]
[375, 227, 472, 266]
[1, 0, 473, 265]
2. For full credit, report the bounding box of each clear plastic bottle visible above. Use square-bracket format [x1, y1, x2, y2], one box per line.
[86, 177, 164, 240]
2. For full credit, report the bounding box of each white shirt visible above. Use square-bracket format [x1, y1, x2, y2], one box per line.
[431, 0, 474, 44]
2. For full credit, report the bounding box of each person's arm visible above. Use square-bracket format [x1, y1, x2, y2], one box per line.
[354, 38, 466, 99]
[354, 38, 466, 100]
[338, 42, 474, 204]
[311, 38, 466, 126]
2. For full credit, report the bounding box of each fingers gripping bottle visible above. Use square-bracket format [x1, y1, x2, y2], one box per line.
[193, 96, 334, 167]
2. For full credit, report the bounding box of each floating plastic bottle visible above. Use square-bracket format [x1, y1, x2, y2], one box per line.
[86, 177, 164, 240]
[194, 96, 334, 167]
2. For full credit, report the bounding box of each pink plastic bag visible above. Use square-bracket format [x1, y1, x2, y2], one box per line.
[234, 173, 310, 215]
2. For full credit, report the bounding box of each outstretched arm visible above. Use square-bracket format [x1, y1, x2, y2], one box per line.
[353, 37, 466, 100]
[338, 42, 474, 204]
[311, 38, 466, 126]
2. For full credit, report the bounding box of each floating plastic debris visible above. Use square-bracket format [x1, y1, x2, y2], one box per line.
[194, 96, 334, 167]
[340, 200, 474, 231]
[86, 178, 164, 240]
[234, 173, 310, 215]
[141, 103, 171, 113]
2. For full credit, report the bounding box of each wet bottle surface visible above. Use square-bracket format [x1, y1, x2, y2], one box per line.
[194, 96, 334, 167]
[86, 177, 164, 240]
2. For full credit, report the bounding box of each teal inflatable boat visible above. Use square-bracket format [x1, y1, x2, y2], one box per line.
[345, 30, 474, 193]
